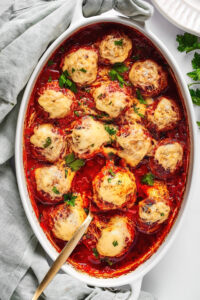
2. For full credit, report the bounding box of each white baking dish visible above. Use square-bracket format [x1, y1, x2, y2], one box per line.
[15, 0, 198, 298]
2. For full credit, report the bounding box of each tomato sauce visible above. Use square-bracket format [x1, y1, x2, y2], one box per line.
[23, 22, 190, 278]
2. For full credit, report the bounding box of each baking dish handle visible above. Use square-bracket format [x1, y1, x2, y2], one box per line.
[71, 0, 154, 26]
[129, 277, 143, 300]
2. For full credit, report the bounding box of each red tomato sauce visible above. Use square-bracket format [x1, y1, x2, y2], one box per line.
[23, 22, 190, 278]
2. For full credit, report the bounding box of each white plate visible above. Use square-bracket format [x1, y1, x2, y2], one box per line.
[151, 0, 200, 36]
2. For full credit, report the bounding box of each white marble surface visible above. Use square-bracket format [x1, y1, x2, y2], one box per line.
[0, 1, 200, 299]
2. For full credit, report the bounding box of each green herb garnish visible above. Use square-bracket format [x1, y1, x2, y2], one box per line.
[79, 68, 87, 73]
[117, 180, 122, 185]
[74, 111, 80, 117]
[112, 240, 118, 247]
[43, 137, 51, 148]
[108, 178, 112, 183]
[108, 63, 128, 87]
[65, 169, 68, 178]
[197, 121, 200, 128]
[65, 153, 85, 171]
[141, 173, 154, 186]
[114, 39, 123, 46]
[108, 169, 115, 177]
[104, 125, 116, 136]
[176, 33, 200, 53]
[59, 70, 77, 93]
[136, 89, 146, 104]
[52, 186, 59, 194]
[92, 248, 99, 258]
[47, 59, 54, 66]
[65, 153, 75, 164]
[72, 68, 75, 73]
[133, 105, 145, 118]
[48, 76, 52, 82]
[160, 213, 165, 216]
[63, 193, 77, 206]
[189, 88, 200, 105]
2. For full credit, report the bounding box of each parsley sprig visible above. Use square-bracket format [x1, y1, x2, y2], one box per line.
[176, 33, 200, 53]
[65, 153, 85, 171]
[59, 70, 77, 93]
[108, 63, 128, 87]
[104, 125, 116, 136]
[141, 173, 154, 186]
[136, 89, 146, 104]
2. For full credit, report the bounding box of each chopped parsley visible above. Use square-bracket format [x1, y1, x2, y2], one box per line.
[106, 259, 113, 266]
[97, 93, 103, 99]
[43, 137, 51, 148]
[47, 59, 54, 66]
[84, 207, 89, 214]
[112, 240, 118, 247]
[197, 121, 200, 128]
[72, 68, 75, 73]
[59, 70, 77, 93]
[107, 177, 112, 183]
[108, 169, 115, 177]
[74, 111, 80, 117]
[160, 213, 165, 216]
[79, 68, 87, 73]
[117, 180, 122, 185]
[176, 33, 200, 53]
[133, 105, 144, 118]
[136, 89, 146, 104]
[141, 173, 154, 186]
[63, 193, 77, 206]
[48, 76, 52, 82]
[114, 39, 123, 46]
[108, 63, 128, 87]
[65, 169, 68, 178]
[92, 247, 99, 258]
[65, 153, 85, 171]
[104, 125, 116, 136]
[52, 186, 59, 194]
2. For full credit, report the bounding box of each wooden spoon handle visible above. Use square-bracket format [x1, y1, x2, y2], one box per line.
[32, 213, 93, 300]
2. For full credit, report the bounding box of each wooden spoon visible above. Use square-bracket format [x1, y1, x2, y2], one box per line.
[32, 211, 93, 300]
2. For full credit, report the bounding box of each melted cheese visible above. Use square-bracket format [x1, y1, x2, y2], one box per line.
[117, 123, 152, 167]
[155, 142, 183, 172]
[71, 116, 109, 156]
[96, 169, 136, 206]
[35, 164, 75, 200]
[147, 181, 169, 201]
[124, 103, 146, 124]
[147, 97, 180, 130]
[139, 199, 170, 224]
[92, 81, 130, 118]
[96, 216, 131, 257]
[38, 89, 73, 118]
[52, 195, 86, 241]
[99, 34, 132, 64]
[62, 48, 98, 85]
[30, 124, 65, 162]
[129, 60, 164, 92]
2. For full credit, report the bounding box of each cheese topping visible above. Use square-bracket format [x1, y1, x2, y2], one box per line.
[62, 48, 98, 85]
[117, 123, 152, 167]
[52, 195, 86, 241]
[147, 181, 169, 201]
[99, 34, 132, 64]
[147, 97, 180, 130]
[92, 81, 130, 118]
[96, 169, 136, 206]
[35, 164, 74, 200]
[30, 124, 65, 162]
[38, 89, 73, 118]
[71, 116, 109, 156]
[139, 199, 170, 224]
[96, 216, 132, 257]
[155, 142, 183, 172]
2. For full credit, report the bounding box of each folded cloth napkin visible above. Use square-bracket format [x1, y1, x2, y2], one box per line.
[0, 0, 155, 299]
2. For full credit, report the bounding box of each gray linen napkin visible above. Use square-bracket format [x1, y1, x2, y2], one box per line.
[0, 0, 155, 299]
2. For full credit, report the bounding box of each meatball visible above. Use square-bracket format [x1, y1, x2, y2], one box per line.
[92, 81, 131, 118]
[147, 97, 180, 132]
[150, 139, 183, 178]
[70, 116, 110, 158]
[43, 194, 86, 241]
[30, 124, 66, 162]
[88, 215, 135, 257]
[93, 162, 137, 210]
[146, 181, 170, 201]
[122, 102, 146, 124]
[129, 60, 167, 97]
[35, 162, 75, 203]
[116, 123, 153, 167]
[62, 47, 98, 86]
[138, 197, 171, 233]
[99, 33, 132, 64]
[38, 81, 74, 119]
